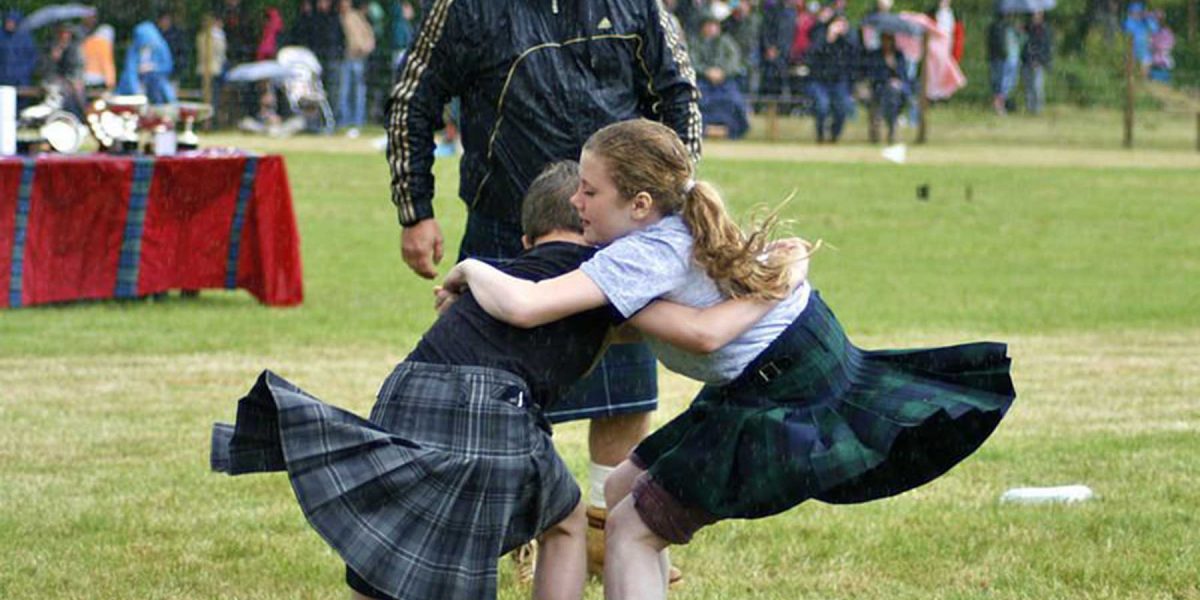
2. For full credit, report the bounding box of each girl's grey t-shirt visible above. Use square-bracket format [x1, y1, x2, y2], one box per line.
[580, 215, 810, 384]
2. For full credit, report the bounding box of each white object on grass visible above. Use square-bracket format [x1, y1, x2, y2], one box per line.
[882, 143, 907, 164]
[1000, 485, 1096, 505]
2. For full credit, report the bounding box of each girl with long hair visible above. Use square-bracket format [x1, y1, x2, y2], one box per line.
[445, 118, 1015, 598]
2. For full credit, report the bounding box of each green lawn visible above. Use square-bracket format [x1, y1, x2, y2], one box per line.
[1, 137, 1197, 598]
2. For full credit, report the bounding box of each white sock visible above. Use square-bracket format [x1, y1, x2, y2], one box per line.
[588, 462, 616, 510]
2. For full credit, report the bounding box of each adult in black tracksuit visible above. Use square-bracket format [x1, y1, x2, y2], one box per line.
[805, 14, 859, 143]
[385, 0, 701, 580]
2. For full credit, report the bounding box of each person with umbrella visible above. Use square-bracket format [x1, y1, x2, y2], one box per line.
[0, 11, 39, 88]
[118, 12, 177, 104]
[864, 32, 910, 144]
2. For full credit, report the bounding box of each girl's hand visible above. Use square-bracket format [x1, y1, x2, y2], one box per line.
[433, 285, 459, 315]
[441, 259, 476, 294]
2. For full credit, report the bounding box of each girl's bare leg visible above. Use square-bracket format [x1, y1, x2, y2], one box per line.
[603, 459, 644, 510]
[604, 496, 671, 600]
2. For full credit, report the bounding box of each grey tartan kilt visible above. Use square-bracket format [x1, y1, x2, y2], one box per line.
[211, 362, 581, 600]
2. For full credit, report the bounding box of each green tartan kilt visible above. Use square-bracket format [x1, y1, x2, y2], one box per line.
[635, 292, 1016, 520]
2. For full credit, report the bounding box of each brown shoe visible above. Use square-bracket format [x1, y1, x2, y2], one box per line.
[586, 506, 607, 577]
[510, 540, 537, 584]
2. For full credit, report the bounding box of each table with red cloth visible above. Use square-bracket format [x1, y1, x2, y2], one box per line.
[0, 153, 303, 309]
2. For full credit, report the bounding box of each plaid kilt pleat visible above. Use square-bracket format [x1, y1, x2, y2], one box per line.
[636, 292, 1016, 520]
[211, 363, 580, 600]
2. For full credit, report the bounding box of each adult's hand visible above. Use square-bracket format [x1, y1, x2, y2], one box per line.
[401, 218, 444, 279]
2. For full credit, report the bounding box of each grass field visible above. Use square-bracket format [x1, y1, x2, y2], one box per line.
[1, 115, 1198, 598]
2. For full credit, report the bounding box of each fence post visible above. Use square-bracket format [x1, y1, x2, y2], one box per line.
[1123, 35, 1134, 149]
[917, 33, 931, 145]
[1195, 112, 1199, 153]
[766, 99, 779, 142]
[1189, 0, 1197, 42]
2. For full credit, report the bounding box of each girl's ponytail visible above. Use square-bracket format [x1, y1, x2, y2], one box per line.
[681, 181, 793, 301]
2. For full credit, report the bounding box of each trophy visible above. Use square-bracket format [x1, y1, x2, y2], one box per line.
[86, 95, 148, 153]
[16, 83, 84, 154]
[175, 102, 213, 151]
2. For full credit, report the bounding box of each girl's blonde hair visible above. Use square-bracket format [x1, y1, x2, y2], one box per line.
[584, 119, 796, 300]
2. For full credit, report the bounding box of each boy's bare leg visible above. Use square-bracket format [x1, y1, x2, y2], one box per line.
[534, 499, 589, 600]
[603, 459, 644, 510]
[604, 496, 671, 600]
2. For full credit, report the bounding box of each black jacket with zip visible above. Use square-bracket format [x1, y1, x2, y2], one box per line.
[386, 0, 702, 227]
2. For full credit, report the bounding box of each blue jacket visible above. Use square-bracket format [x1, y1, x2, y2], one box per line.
[0, 11, 39, 87]
[386, 0, 701, 226]
[118, 22, 174, 94]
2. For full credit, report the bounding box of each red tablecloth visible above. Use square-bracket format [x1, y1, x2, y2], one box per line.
[0, 153, 303, 308]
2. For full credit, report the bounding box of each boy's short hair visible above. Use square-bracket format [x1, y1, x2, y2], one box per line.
[521, 161, 582, 241]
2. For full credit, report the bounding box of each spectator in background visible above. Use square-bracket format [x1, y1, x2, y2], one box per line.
[1021, 10, 1052, 115]
[929, 0, 964, 64]
[987, 12, 1021, 115]
[1122, 2, 1158, 78]
[44, 25, 86, 116]
[785, 0, 820, 112]
[862, 0, 893, 51]
[390, 0, 415, 70]
[806, 13, 857, 143]
[196, 14, 227, 123]
[314, 0, 344, 121]
[788, 1, 818, 66]
[160, 11, 192, 90]
[290, 0, 318, 50]
[865, 32, 909, 144]
[691, 11, 750, 139]
[723, 0, 761, 93]
[221, 0, 253, 65]
[256, 7, 284, 60]
[0, 11, 38, 88]
[1148, 10, 1174, 82]
[364, 0, 390, 123]
[758, 0, 796, 107]
[338, 0, 374, 136]
[118, 17, 177, 104]
[81, 24, 117, 92]
[674, 0, 708, 38]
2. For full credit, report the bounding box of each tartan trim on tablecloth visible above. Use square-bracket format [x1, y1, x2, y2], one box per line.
[7, 159, 36, 308]
[225, 156, 258, 289]
[115, 158, 156, 299]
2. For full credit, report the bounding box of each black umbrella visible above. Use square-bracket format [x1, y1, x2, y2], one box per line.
[861, 12, 926, 37]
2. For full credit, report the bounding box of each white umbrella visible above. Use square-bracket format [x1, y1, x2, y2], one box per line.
[18, 4, 96, 32]
[224, 61, 293, 83]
